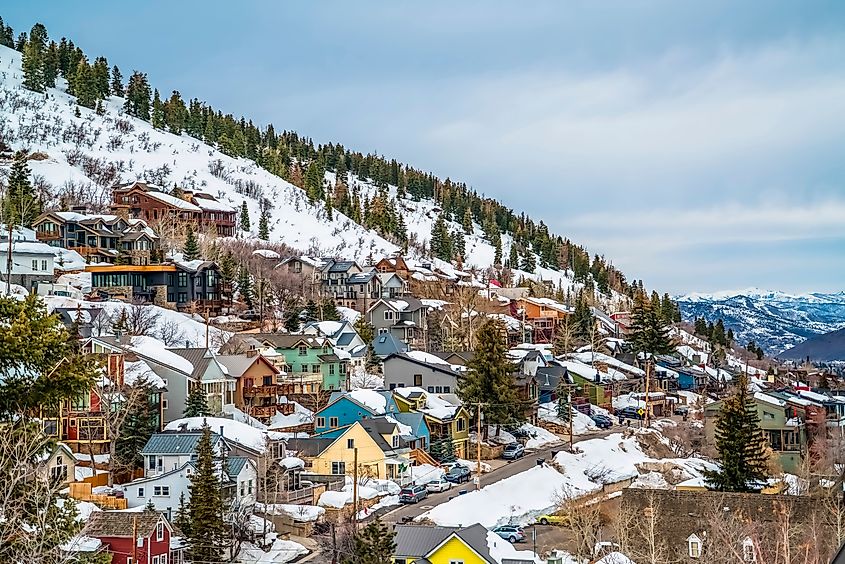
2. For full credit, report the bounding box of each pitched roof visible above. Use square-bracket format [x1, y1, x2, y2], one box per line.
[285, 437, 335, 458]
[372, 334, 409, 356]
[84, 512, 167, 538]
[384, 353, 460, 377]
[140, 432, 221, 455]
[393, 524, 493, 562]
[169, 347, 212, 379]
[225, 456, 250, 479]
[252, 333, 327, 350]
[216, 354, 278, 378]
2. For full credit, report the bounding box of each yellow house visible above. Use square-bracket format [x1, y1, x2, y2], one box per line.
[393, 524, 495, 564]
[394, 389, 470, 459]
[309, 421, 409, 482]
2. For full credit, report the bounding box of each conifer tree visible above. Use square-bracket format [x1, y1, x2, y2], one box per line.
[111, 64, 124, 96]
[508, 244, 519, 268]
[704, 375, 771, 492]
[42, 41, 59, 88]
[258, 210, 270, 240]
[183, 224, 200, 261]
[571, 292, 594, 344]
[218, 251, 237, 306]
[237, 266, 253, 308]
[186, 423, 226, 563]
[92, 56, 110, 99]
[184, 385, 210, 417]
[114, 380, 158, 471]
[321, 299, 341, 322]
[239, 201, 251, 231]
[4, 150, 41, 229]
[629, 291, 675, 359]
[342, 519, 396, 564]
[124, 71, 151, 120]
[174, 492, 191, 538]
[325, 193, 333, 221]
[282, 297, 302, 332]
[462, 207, 473, 234]
[73, 58, 99, 109]
[521, 248, 536, 273]
[452, 228, 466, 260]
[151, 89, 165, 129]
[21, 38, 44, 92]
[429, 214, 452, 261]
[458, 319, 523, 436]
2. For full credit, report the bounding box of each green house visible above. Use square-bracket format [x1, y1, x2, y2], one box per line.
[704, 391, 809, 474]
[252, 333, 347, 391]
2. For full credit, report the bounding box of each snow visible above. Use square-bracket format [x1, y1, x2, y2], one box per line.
[486, 531, 544, 564]
[73, 453, 110, 464]
[394, 386, 461, 419]
[560, 359, 627, 383]
[356, 495, 401, 519]
[338, 306, 361, 323]
[405, 350, 454, 366]
[572, 352, 645, 377]
[350, 371, 385, 390]
[194, 196, 235, 212]
[125, 335, 195, 374]
[411, 464, 445, 485]
[70, 500, 101, 523]
[258, 503, 324, 522]
[60, 535, 102, 553]
[522, 423, 562, 449]
[538, 402, 599, 435]
[385, 415, 413, 437]
[754, 392, 786, 407]
[348, 389, 388, 414]
[164, 416, 287, 452]
[238, 539, 309, 563]
[268, 400, 313, 429]
[124, 359, 165, 388]
[223, 405, 269, 429]
[595, 553, 636, 564]
[280, 456, 305, 470]
[252, 248, 281, 260]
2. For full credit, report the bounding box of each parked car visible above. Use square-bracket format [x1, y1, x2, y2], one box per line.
[536, 514, 569, 526]
[493, 525, 526, 543]
[239, 309, 260, 321]
[426, 477, 453, 493]
[614, 406, 644, 420]
[590, 413, 613, 429]
[444, 465, 471, 484]
[674, 405, 690, 417]
[506, 425, 532, 439]
[502, 443, 526, 460]
[399, 485, 428, 504]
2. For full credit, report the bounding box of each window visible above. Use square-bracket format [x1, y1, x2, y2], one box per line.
[449, 561, 464, 564]
[138, 487, 145, 497]
[389, 383, 396, 390]
[329, 417, 339, 428]
[298, 345, 308, 356]
[41, 260, 48, 271]
[742, 538, 756, 562]
[160, 556, 168, 564]
[316, 417, 326, 428]
[312, 364, 321, 373]
[392, 435, 399, 448]
[384, 310, 394, 320]
[177, 272, 188, 287]
[178, 292, 187, 303]
[427, 386, 434, 393]
[51, 458, 68, 482]
[156, 522, 164, 541]
[687, 535, 702, 558]
[331, 461, 346, 474]
[153, 486, 170, 496]
[347, 439, 354, 449]
[240, 481, 245, 496]
[329, 364, 335, 375]
[152, 557, 159, 564]
[763, 411, 775, 420]
[378, 328, 388, 335]
[414, 374, 422, 387]
[443, 386, 451, 393]
[456, 417, 466, 432]
[248, 480, 253, 494]
[162, 399, 168, 410]
[31, 259, 38, 271]
[127, 558, 134, 564]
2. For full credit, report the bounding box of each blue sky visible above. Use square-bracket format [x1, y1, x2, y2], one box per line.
[5, 1, 845, 294]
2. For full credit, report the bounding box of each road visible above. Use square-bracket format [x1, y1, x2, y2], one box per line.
[383, 427, 618, 524]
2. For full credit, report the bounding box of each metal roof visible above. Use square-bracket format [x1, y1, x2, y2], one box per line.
[140, 432, 221, 455]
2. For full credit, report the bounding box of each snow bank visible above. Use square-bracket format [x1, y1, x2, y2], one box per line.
[280, 457, 305, 470]
[238, 539, 309, 563]
[258, 503, 324, 522]
[522, 423, 561, 449]
[411, 464, 445, 485]
[538, 403, 598, 435]
[486, 531, 545, 564]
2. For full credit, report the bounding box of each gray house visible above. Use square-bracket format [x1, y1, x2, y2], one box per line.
[383, 353, 460, 394]
[367, 297, 428, 350]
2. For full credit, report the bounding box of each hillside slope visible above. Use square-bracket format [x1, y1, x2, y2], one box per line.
[677, 288, 845, 355]
[0, 43, 633, 310]
[779, 327, 845, 362]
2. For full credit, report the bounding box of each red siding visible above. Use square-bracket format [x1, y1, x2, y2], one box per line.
[95, 528, 170, 564]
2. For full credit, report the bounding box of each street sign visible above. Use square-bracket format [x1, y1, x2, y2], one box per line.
[637, 408, 645, 417]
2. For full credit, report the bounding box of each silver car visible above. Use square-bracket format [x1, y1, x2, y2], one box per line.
[426, 477, 453, 493]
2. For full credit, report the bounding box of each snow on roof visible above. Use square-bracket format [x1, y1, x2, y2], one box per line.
[560, 359, 626, 383]
[280, 456, 305, 469]
[797, 389, 830, 403]
[164, 416, 286, 452]
[486, 312, 530, 331]
[385, 415, 413, 437]
[595, 553, 636, 564]
[124, 359, 165, 388]
[347, 390, 388, 414]
[5, 241, 57, 255]
[754, 392, 786, 407]
[268, 400, 313, 429]
[146, 190, 202, 211]
[395, 387, 461, 419]
[258, 503, 325, 522]
[128, 336, 195, 375]
[310, 320, 343, 336]
[405, 350, 453, 367]
[338, 306, 361, 323]
[572, 352, 645, 377]
[60, 535, 103, 553]
[194, 196, 235, 212]
[253, 248, 281, 260]
[387, 299, 409, 311]
[420, 299, 449, 310]
[176, 259, 206, 271]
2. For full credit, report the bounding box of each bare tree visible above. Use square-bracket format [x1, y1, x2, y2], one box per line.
[552, 485, 603, 561]
[156, 317, 185, 347]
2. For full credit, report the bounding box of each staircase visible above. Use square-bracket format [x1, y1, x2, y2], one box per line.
[410, 448, 439, 467]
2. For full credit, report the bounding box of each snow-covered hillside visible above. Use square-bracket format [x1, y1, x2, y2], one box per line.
[0, 44, 618, 305]
[676, 287, 845, 355]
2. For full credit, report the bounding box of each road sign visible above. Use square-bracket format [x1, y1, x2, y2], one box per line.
[637, 408, 645, 417]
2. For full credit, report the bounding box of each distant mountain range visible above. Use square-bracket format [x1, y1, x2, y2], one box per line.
[676, 288, 845, 355]
[778, 327, 845, 362]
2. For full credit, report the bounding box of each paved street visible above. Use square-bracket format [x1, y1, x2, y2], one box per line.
[382, 427, 618, 524]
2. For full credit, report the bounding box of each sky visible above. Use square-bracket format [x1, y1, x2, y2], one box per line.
[5, 1, 845, 294]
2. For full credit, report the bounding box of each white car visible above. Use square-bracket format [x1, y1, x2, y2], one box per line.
[426, 477, 453, 493]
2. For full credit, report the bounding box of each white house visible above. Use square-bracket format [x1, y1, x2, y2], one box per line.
[140, 432, 228, 478]
[0, 240, 56, 291]
[121, 456, 257, 518]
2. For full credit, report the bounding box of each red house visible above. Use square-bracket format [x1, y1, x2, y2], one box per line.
[84, 511, 182, 564]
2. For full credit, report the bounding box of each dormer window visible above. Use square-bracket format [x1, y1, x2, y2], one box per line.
[687, 534, 703, 558]
[298, 345, 307, 356]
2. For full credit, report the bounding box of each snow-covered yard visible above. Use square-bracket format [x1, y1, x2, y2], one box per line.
[538, 402, 599, 435]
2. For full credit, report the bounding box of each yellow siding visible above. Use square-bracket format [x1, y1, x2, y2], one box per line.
[311, 422, 387, 479]
[427, 536, 489, 564]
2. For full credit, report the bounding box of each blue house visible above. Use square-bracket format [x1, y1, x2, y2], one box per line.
[674, 366, 707, 391]
[314, 390, 399, 435]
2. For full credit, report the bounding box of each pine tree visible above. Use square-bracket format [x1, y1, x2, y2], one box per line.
[458, 319, 523, 435]
[342, 519, 395, 564]
[145, 498, 157, 512]
[74, 58, 100, 109]
[42, 41, 59, 88]
[186, 423, 226, 563]
[321, 299, 341, 322]
[124, 71, 151, 120]
[712, 319, 727, 347]
[452, 228, 466, 260]
[21, 35, 44, 92]
[183, 224, 200, 261]
[151, 89, 165, 129]
[92, 56, 110, 99]
[704, 375, 771, 492]
[115, 381, 158, 471]
[521, 248, 536, 273]
[4, 150, 42, 228]
[462, 207, 473, 234]
[628, 291, 675, 359]
[218, 251, 237, 305]
[283, 297, 302, 332]
[429, 214, 452, 261]
[239, 201, 251, 231]
[354, 316, 375, 344]
[508, 244, 519, 268]
[571, 293, 594, 344]
[428, 437, 456, 463]
[174, 492, 191, 538]
[325, 193, 334, 221]
[237, 266, 253, 308]
[184, 385, 210, 417]
[258, 210, 269, 240]
[111, 65, 124, 96]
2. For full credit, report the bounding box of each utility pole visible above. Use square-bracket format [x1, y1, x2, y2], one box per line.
[568, 390, 573, 449]
[644, 359, 651, 428]
[205, 306, 210, 350]
[476, 402, 483, 490]
[5, 222, 13, 296]
[352, 447, 359, 530]
[132, 515, 138, 564]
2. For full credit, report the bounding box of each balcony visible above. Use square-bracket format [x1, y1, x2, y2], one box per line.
[244, 384, 278, 398]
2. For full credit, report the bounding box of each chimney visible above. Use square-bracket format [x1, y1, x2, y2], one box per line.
[185, 340, 190, 349]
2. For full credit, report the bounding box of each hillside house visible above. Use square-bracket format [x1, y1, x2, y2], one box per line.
[0, 239, 55, 290]
[383, 352, 460, 394]
[393, 523, 495, 564]
[368, 297, 429, 350]
[372, 333, 410, 359]
[83, 512, 180, 564]
[250, 333, 348, 392]
[516, 297, 572, 343]
[394, 388, 470, 460]
[170, 347, 237, 415]
[37, 442, 77, 487]
[33, 211, 159, 265]
[313, 390, 400, 435]
[111, 181, 236, 237]
[217, 352, 285, 424]
[374, 254, 413, 279]
[87, 260, 223, 313]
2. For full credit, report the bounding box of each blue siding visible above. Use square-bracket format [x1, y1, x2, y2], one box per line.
[313, 393, 399, 435]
